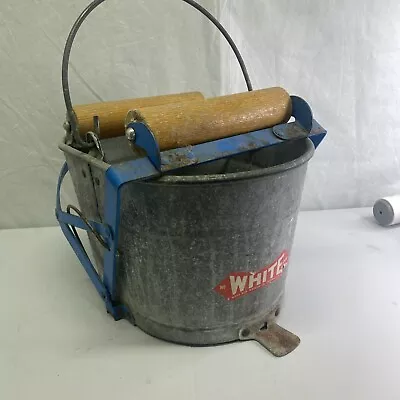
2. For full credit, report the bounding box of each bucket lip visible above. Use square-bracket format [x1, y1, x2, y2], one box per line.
[156, 138, 315, 184]
[60, 137, 315, 183]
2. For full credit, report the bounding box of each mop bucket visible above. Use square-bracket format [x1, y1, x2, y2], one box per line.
[56, 0, 326, 357]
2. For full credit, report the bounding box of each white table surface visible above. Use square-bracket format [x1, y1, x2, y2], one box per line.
[1, 208, 400, 400]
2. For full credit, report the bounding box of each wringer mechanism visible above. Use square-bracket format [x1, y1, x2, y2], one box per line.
[56, 0, 327, 357]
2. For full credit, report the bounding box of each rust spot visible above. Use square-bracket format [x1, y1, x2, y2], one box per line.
[163, 152, 198, 170]
[239, 141, 259, 152]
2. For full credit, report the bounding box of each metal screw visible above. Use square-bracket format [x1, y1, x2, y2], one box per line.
[241, 328, 250, 338]
[126, 127, 136, 142]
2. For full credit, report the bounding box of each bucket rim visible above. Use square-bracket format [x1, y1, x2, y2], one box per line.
[156, 138, 315, 184]
[60, 138, 315, 183]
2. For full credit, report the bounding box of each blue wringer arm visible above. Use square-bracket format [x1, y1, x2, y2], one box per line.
[56, 95, 327, 319]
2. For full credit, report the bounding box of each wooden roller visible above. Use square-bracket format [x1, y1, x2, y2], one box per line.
[127, 87, 292, 151]
[73, 92, 205, 138]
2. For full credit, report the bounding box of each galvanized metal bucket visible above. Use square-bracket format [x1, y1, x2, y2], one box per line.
[61, 137, 314, 350]
[56, 0, 326, 357]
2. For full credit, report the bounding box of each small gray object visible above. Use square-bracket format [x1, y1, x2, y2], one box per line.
[373, 199, 394, 226]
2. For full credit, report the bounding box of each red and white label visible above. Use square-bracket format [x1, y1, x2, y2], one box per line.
[214, 251, 289, 301]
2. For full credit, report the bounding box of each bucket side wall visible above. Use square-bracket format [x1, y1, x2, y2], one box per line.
[117, 162, 308, 343]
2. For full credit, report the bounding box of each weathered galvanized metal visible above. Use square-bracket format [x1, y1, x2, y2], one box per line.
[56, 0, 327, 357]
[61, 137, 314, 350]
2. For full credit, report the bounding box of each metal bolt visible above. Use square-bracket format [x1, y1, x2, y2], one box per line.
[126, 127, 136, 142]
[240, 328, 250, 338]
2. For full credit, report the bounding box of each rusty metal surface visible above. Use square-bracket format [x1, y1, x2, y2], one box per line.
[273, 121, 309, 141]
[240, 322, 300, 357]
[161, 146, 199, 170]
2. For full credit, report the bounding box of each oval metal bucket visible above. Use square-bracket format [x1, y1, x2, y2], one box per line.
[63, 138, 314, 346]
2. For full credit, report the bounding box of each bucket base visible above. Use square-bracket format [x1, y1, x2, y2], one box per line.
[129, 297, 283, 347]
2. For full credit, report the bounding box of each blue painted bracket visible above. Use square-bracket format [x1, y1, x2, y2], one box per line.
[130, 122, 162, 170]
[55, 163, 127, 320]
[273, 96, 326, 148]
[126, 97, 326, 177]
[57, 96, 327, 320]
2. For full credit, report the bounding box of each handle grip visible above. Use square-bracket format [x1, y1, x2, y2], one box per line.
[74, 92, 205, 139]
[128, 87, 292, 151]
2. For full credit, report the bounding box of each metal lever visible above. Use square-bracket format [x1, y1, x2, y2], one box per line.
[240, 322, 301, 357]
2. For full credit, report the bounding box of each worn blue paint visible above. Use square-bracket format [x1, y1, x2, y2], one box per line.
[56, 209, 111, 243]
[291, 95, 313, 133]
[56, 96, 327, 321]
[127, 122, 162, 170]
[160, 121, 325, 173]
[102, 163, 158, 304]
[309, 120, 327, 148]
[101, 159, 160, 312]
[55, 162, 126, 319]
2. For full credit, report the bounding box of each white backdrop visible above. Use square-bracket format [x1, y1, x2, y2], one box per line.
[220, 0, 400, 210]
[1, 0, 400, 228]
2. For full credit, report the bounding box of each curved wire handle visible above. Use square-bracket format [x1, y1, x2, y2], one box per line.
[62, 0, 253, 149]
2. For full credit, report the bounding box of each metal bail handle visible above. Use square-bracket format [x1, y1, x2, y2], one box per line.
[61, 0, 253, 149]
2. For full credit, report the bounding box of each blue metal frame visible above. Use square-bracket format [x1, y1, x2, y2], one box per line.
[56, 96, 327, 320]
[55, 163, 127, 319]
